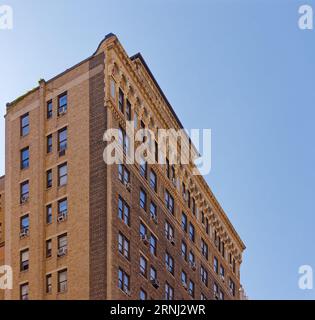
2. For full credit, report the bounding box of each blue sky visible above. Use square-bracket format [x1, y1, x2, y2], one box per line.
[1, 0, 315, 299]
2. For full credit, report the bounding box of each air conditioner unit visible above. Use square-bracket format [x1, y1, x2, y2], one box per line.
[151, 278, 160, 289]
[19, 228, 29, 239]
[57, 247, 67, 257]
[21, 195, 29, 204]
[125, 182, 131, 192]
[140, 234, 149, 245]
[57, 212, 67, 223]
[58, 107, 67, 116]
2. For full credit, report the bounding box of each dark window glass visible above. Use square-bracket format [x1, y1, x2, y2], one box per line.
[21, 113, 29, 136]
[47, 100, 53, 119]
[21, 147, 29, 169]
[58, 93, 67, 115]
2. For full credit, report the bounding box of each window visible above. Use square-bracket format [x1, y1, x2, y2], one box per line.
[220, 265, 225, 280]
[139, 289, 147, 300]
[150, 234, 157, 256]
[181, 270, 187, 286]
[20, 249, 29, 271]
[189, 223, 195, 242]
[58, 127, 67, 153]
[46, 274, 52, 294]
[58, 233, 67, 256]
[21, 147, 29, 169]
[155, 141, 158, 163]
[166, 158, 170, 178]
[58, 163, 67, 186]
[229, 278, 236, 296]
[118, 196, 130, 226]
[164, 190, 174, 214]
[165, 221, 174, 240]
[118, 268, 130, 294]
[58, 92, 67, 115]
[139, 157, 147, 177]
[219, 290, 224, 300]
[20, 283, 29, 300]
[214, 257, 219, 274]
[181, 241, 187, 260]
[47, 134, 52, 153]
[20, 113, 29, 136]
[188, 280, 195, 298]
[233, 258, 236, 274]
[182, 183, 186, 199]
[46, 239, 52, 258]
[20, 180, 29, 203]
[58, 198, 68, 221]
[192, 198, 196, 215]
[221, 242, 225, 258]
[118, 88, 124, 113]
[165, 252, 174, 275]
[58, 269, 68, 293]
[150, 202, 157, 221]
[189, 250, 195, 266]
[118, 164, 130, 185]
[165, 282, 174, 300]
[150, 266, 157, 281]
[126, 100, 131, 121]
[20, 215, 29, 235]
[139, 189, 146, 211]
[118, 127, 129, 154]
[140, 255, 147, 277]
[187, 190, 191, 208]
[140, 223, 147, 238]
[214, 283, 219, 298]
[47, 100, 53, 119]
[46, 204, 52, 224]
[110, 79, 116, 99]
[149, 170, 157, 191]
[181, 212, 187, 232]
[46, 169, 52, 188]
[201, 239, 208, 260]
[200, 265, 208, 287]
[205, 218, 209, 235]
[118, 232, 130, 260]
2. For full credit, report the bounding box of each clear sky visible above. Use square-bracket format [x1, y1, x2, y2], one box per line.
[1, 0, 315, 299]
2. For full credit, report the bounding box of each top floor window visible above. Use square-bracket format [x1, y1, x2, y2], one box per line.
[58, 92, 67, 115]
[47, 100, 53, 119]
[20, 113, 29, 137]
[118, 88, 124, 113]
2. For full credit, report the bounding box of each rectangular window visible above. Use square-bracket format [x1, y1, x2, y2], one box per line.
[58, 198, 68, 220]
[58, 233, 68, 256]
[140, 255, 147, 277]
[20, 249, 29, 271]
[149, 170, 157, 191]
[192, 198, 196, 215]
[165, 252, 174, 275]
[126, 100, 131, 121]
[139, 157, 147, 177]
[189, 280, 195, 298]
[155, 141, 158, 163]
[20, 215, 29, 236]
[47, 134, 52, 153]
[118, 164, 130, 185]
[118, 88, 124, 113]
[181, 241, 187, 260]
[181, 270, 187, 286]
[58, 163, 67, 186]
[201, 239, 209, 260]
[58, 92, 67, 115]
[189, 250, 195, 265]
[164, 221, 174, 240]
[118, 232, 130, 260]
[20, 180, 29, 204]
[166, 158, 170, 178]
[58, 269, 67, 293]
[139, 188, 146, 211]
[58, 127, 67, 154]
[165, 282, 174, 300]
[150, 266, 157, 281]
[220, 265, 225, 280]
[118, 268, 130, 294]
[165, 190, 174, 214]
[140, 289, 147, 300]
[118, 127, 129, 155]
[214, 257, 219, 274]
[46, 239, 52, 258]
[189, 222, 195, 242]
[229, 278, 236, 296]
[201, 265, 208, 287]
[21, 147, 29, 169]
[47, 100, 53, 119]
[20, 283, 29, 300]
[181, 212, 187, 232]
[150, 234, 157, 256]
[46, 169, 52, 188]
[46, 204, 52, 224]
[46, 274, 52, 294]
[118, 196, 130, 226]
[150, 202, 157, 221]
[20, 113, 29, 136]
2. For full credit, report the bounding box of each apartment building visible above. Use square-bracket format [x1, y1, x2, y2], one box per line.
[2, 33, 245, 300]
